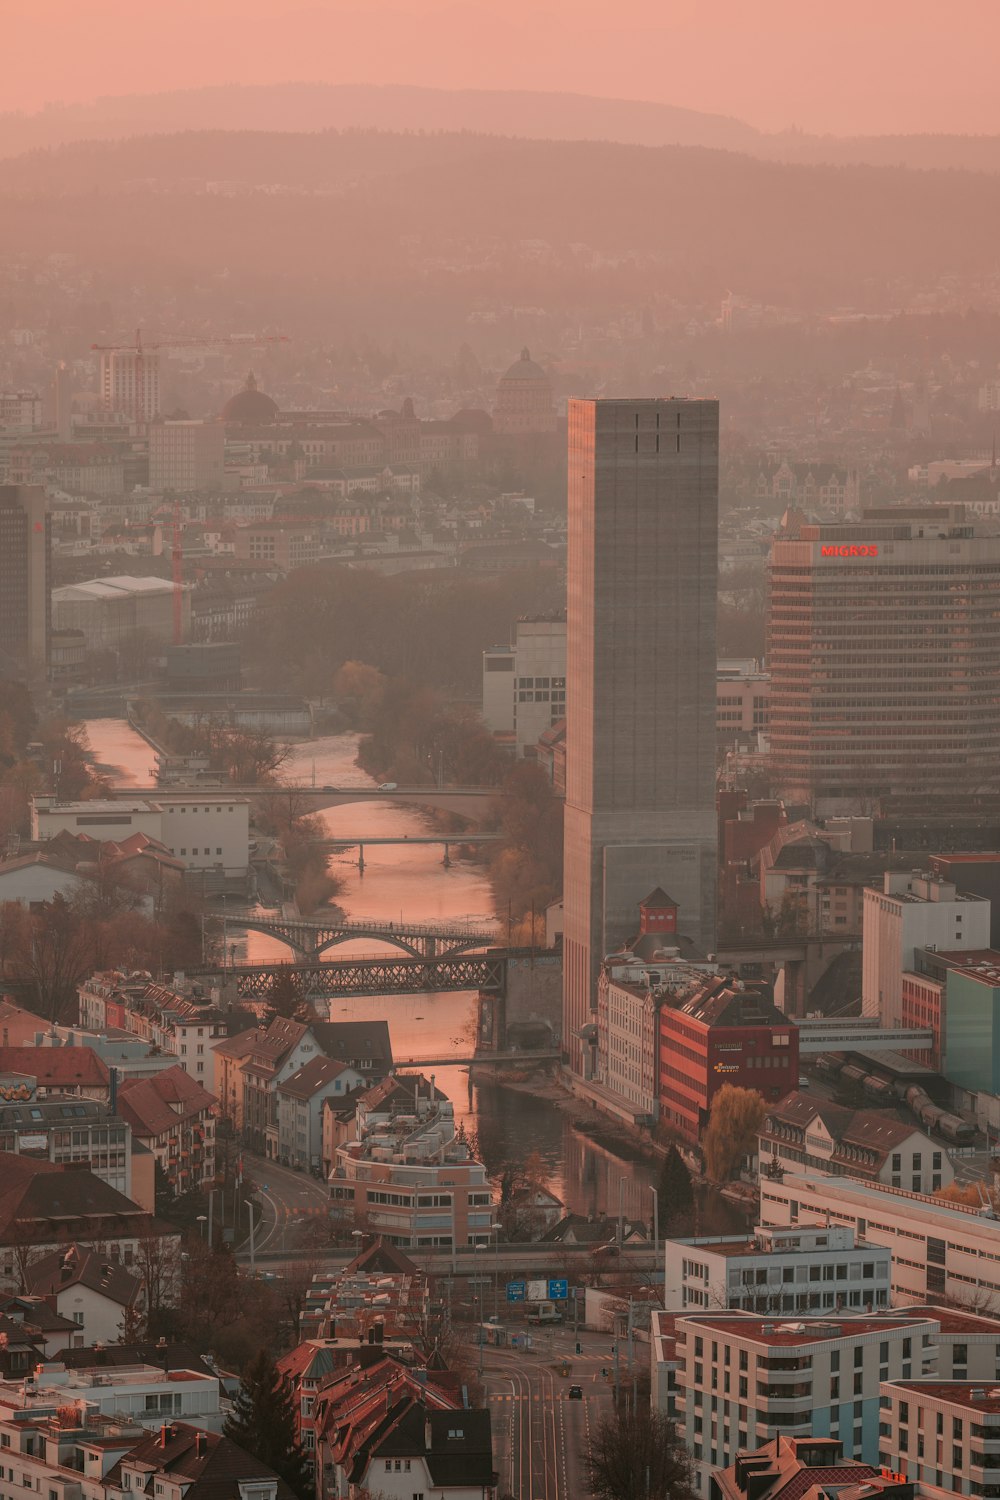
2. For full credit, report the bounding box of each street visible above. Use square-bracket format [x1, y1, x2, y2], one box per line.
[480, 1324, 616, 1500]
[242, 1153, 331, 1255]
[479, 1326, 614, 1500]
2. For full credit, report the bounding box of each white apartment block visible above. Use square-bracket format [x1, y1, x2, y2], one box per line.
[665, 1224, 892, 1315]
[760, 1169, 1000, 1310]
[879, 1379, 1000, 1497]
[666, 1308, 937, 1496]
[0, 1363, 222, 1431]
[861, 872, 990, 1024]
[482, 614, 566, 756]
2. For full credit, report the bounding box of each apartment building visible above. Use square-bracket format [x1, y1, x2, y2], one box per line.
[79, 974, 228, 1093]
[665, 1223, 892, 1315]
[26, 1244, 142, 1346]
[758, 1093, 954, 1194]
[878, 1380, 1000, 1497]
[116, 1067, 216, 1194]
[332, 1092, 494, 1250]
[760, 1170, 1000, 1309]
[667, 1308, 938, 1495]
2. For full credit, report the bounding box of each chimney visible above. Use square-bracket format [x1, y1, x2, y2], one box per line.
[194, 1432, 207, 1458]
[429, 1074, 435, 1104]
[424, 1416, 432, 1453]
[160, 1424, 170, 1448]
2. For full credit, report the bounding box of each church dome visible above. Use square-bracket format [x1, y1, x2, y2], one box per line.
[500, 347, 549, 383]
[221, 371, 279, 425]
[494, 348, 556, 435]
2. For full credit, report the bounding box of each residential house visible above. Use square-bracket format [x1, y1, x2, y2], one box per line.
[313, 1356, 495, 1500]
[711, 1436, 913, 1500]
[26, 1243, 143, 1345]
[0, 1154, 179, 1288]
[103, 1423, 295, 1500]
[276, 1056, 365, 1171]
[216, 1018, 392, 1158]
[758, 1093, 954, 1194]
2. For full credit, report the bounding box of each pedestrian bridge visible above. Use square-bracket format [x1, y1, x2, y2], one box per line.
[795, 1019, 934, 1053]
[221, 911, 498, 959]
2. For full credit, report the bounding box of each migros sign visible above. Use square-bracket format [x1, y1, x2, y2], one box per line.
[821, 544, 879, 558]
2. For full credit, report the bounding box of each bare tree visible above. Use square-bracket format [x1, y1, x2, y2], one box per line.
[589, 1407, 697, 1500]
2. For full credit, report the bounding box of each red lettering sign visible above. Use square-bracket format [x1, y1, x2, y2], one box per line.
[820, 544, 879, 558]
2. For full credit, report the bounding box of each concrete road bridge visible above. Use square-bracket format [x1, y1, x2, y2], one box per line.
[108, 784, 502, 821]
[313, 831, 504, 870]
[220, 911, 498, 959]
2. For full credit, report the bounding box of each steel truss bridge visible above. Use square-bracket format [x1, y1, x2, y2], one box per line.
[190, 952, 508, 1000]
[221, 912, 497, 960]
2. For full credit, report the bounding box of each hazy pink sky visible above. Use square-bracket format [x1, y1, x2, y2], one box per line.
[7, 0, 1000, 136]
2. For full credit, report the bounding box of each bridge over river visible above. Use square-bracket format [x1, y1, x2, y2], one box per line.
[189, 951, 509, 1000]
[219, 911, 498, 959]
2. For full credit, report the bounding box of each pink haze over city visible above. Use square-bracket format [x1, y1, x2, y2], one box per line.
[6, 0, 1000, 136]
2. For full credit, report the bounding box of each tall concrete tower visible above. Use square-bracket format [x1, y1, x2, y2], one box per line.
[0, 484, 51, 681]
[562, 398, 719, 1077]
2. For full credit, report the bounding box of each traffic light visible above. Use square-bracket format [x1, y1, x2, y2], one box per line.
[575, 1341, 582, 1355]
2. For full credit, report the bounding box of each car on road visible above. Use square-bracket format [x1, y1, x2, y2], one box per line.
[322, 784, 335, 790]
[378, 781, 398, 791]
[568, 1385, 583, 1400]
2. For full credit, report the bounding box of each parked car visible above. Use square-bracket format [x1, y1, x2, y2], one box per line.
[377, 781, 398, 791]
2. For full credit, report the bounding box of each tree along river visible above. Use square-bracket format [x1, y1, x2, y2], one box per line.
[84, 718, 749, 1235]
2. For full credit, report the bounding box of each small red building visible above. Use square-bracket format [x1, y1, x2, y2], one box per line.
[659, 977, 798, 1145]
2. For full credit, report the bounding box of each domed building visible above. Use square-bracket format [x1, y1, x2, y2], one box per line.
[221, 371, 280, 427]
[493, 348, 556, 435]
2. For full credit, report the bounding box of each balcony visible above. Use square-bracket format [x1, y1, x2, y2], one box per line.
[756, 1384, 813, 1405]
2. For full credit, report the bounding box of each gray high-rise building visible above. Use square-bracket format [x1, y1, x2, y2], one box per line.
[0, 484, 51, 681]
[563, 398, 719, 1077]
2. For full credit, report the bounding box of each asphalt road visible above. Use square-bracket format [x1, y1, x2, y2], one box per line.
[242, 1153, 331, 1255]
[481, 1325, 617, 1500]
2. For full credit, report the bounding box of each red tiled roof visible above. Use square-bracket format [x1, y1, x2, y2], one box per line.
[0, 1046, 109, 1089]
[117, 1065, 215, 1138]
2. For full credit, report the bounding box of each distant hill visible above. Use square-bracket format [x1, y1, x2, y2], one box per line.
[4, 128, 999, 350]
[4, 83, 1000, 172]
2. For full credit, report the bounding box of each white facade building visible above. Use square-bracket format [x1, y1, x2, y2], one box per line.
[664, 1223, 892, 1314]
[32, 795, 249, 877]
[861, 872, 991, 1023]
[482, 614, 566, 756]
[667, 1308, 938, 1495]
[879, 1379, 1000, 1496]
[760, 1169, 1000, 1309]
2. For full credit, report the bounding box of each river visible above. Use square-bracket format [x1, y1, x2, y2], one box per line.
[84, 717, 749, 1235]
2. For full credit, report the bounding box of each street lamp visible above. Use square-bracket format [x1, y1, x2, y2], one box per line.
[196, 1215, 208, 1240]
[650, 1186, 659, 1261]
[474, 1244, 488, 1375]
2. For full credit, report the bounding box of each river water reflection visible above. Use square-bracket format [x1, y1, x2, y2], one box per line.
[83, 718, 749, 1233]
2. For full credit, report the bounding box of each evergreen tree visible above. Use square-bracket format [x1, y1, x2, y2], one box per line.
[224, 1348, 310, 1499]
[658, 1145, 694, 1231]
